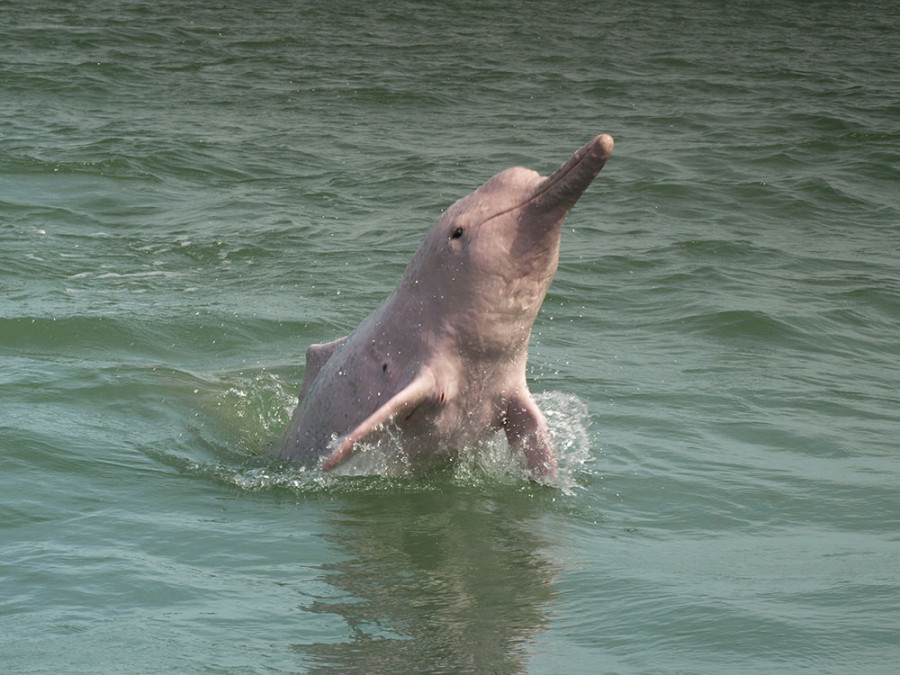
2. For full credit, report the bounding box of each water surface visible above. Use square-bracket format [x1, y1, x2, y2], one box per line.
[2, 1, 899, 672]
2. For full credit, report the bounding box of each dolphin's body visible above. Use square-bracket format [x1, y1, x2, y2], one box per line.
[279, 134, 614, 478]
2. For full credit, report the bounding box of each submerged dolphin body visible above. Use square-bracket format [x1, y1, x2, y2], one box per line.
[279, 134, 614, 478]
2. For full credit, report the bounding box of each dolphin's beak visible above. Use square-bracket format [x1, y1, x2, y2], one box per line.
[531, 134, 614, 213]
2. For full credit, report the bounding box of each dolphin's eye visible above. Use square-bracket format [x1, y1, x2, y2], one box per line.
[450, 227, 464, 240]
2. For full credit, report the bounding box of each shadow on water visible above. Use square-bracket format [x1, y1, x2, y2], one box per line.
[294, 484, 558, 673]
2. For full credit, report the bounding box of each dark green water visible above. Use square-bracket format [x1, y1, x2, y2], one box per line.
[2, 1, 899, 672]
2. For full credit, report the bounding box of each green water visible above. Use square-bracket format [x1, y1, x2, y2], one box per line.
[2, 1, 899, 672]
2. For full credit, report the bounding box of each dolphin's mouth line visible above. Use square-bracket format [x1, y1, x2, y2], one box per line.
[478, 137, 607, 226]
[529, 143, 595, 203]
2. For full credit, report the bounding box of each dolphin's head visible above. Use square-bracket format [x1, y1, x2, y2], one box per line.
[405, 134, 614, 355]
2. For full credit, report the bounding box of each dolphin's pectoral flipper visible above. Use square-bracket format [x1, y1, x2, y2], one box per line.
[322, 369, 438, 472]
[297, 336, 348, 406]
[503, 392, 558, 480]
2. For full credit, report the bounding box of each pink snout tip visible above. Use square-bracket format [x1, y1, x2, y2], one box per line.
[591, 133, 615, 162]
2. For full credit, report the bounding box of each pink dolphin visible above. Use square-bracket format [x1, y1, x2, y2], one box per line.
[279, 134, 614, 479]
